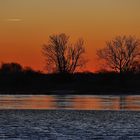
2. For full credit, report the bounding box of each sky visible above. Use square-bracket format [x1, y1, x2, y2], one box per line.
[0, 0, 140, 72]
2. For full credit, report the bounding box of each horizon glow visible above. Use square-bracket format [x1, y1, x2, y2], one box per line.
[0, 0, 140, 72]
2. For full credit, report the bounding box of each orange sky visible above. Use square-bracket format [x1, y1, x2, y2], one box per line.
[0, 0, 140, 72]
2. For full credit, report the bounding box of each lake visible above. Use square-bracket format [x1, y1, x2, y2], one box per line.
[0, 95, 140, 139]
[0, 95, 140, 110]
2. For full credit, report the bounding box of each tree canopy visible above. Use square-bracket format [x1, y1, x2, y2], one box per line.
[42, 33, 86, 73]
[97, 36, 140, 73]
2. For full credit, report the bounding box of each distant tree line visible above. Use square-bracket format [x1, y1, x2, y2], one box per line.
[0, 63, 140, 94]
[0, 33, 140, 93]
[0, 62, 40, 75]
[0, 61, 140, 94]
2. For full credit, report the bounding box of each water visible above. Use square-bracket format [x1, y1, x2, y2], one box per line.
[0, 95, 140, 139]
[0, 95, 140, 110]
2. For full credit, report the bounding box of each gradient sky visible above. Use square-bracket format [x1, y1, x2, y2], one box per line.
[0, 0, 140, 72]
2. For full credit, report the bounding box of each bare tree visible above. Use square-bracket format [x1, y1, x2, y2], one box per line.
[42, 33, 86, 73]
[97, 36, 140, 74]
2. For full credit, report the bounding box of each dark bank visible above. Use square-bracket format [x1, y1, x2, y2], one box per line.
[0, 62, 140, 95]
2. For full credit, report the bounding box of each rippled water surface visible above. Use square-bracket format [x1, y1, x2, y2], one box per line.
[0, 95, 140, 110]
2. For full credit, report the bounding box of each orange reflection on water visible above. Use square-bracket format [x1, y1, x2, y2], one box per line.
[0, 95, 140, 110]
[119, 96, 140, 110]
[0, 95, 55, 109]
[72, 96, 122, 110]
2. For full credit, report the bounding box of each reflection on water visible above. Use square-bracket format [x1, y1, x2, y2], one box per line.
[0, 95, 140, 110]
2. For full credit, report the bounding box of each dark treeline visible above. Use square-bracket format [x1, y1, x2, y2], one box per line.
[1, 34, 140, 94]
[0, 62, 140, 95]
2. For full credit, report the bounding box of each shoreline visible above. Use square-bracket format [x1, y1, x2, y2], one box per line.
[0, 90, 140, 95]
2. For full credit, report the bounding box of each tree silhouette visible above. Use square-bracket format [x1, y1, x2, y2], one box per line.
[97, 36, 140, 74]
[42, 33, 86, 73]
[0, 62, 23, 74]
